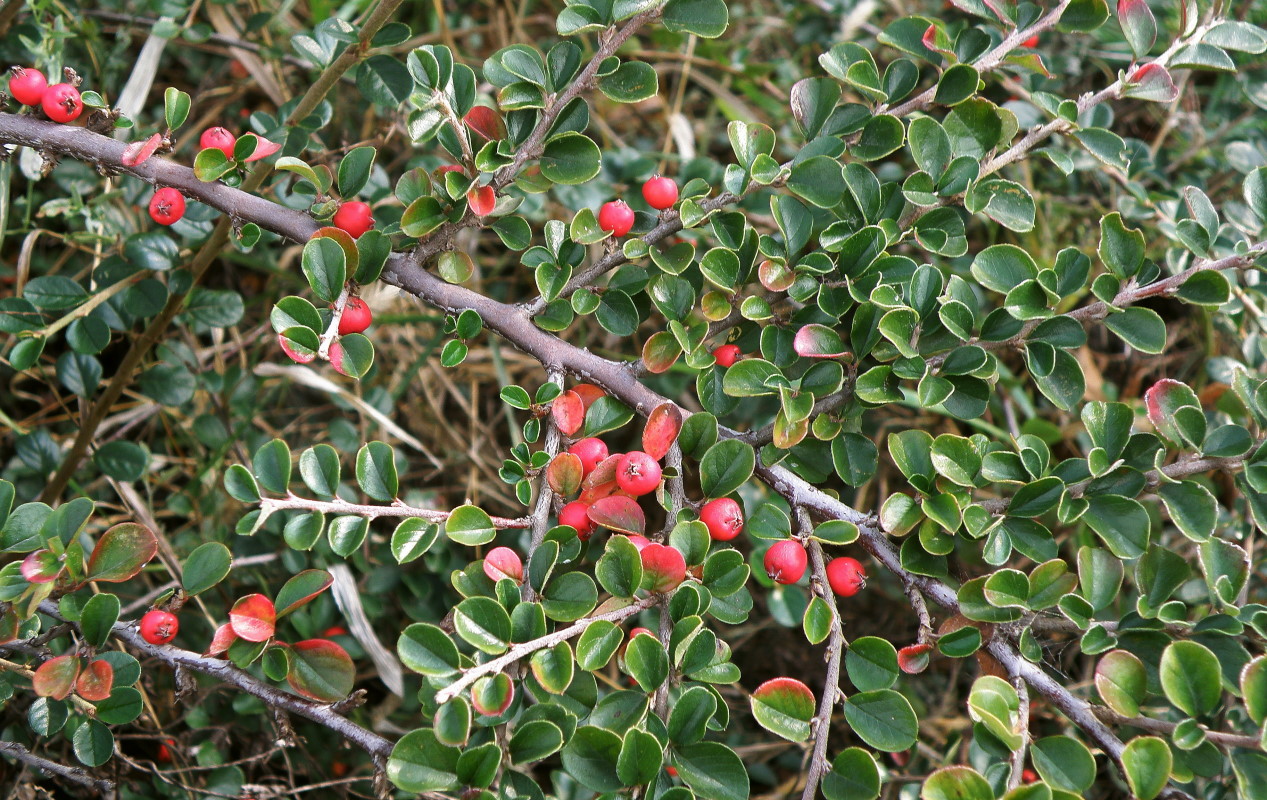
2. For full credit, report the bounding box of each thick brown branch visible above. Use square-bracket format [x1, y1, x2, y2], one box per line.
[0, 740, 116, 796]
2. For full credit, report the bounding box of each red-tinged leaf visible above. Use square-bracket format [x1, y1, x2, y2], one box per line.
[758, 259, 795, 292]
[245, 136, 282, 162]
[275, 569, 333, 618]
[309, 226, 360, 276]
[75, 659, 114, 701]
[483, 547, 524, 583]
[921, 23, 953, 56]
[552, 391, 585, 436]
[207, 622, 238, 656]
[21, 549, 60, 584]
[230, 594, 277, 642]
[0, 610, 18, 645]
[279, 331, 317, 364]
[1004, 51, 1051, 78]
[588, 495, 646, 535]
[751, 677, 816, 742]
[121, 133, 163, 167]
[898, 644, 934, 674]
[1118, 0, 1157, 59]
[1144, 378, 1200, 444]
[572, 384, 605, 411]
[286, 639, 355, 701]
[578, 481, 620, 505]
[642, 403, 684, 461]
[583, 454, 623, 491]
[794, 324, 850, 358]
[546, 452, 584, 497]
[464, 105, 506, 141]
[772, 413, 809, 450]
[471, 672, 514, 716]
[33, 655, 80, 700]
[642, 332, 682, 374]
[1123, 63, 1179, 103]
[639, 543, 686, 592]
[468, 185, 496, 216]
[85, 523, 158, 583]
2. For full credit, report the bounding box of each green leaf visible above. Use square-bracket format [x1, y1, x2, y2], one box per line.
[599, 61, 659, 103]
[388, 729, 460, 793]
[1159, 640, 1221, 716]
[338, 146, 377, 197]
[699, 440, 755, 498]
[845, 636, 899, 692]
[788, 156, 845, 208]
[823, 748, 881, 800]
[921, 767, 992, 800]
[540, 133, 601, 185]
[842, 689, 919, 752]
[446, 505, 497, 546]
[453, 597, 512, 655]
[672, 742, 749, 800]
[355, 441, 398, 502]
[1095, 649, 1147, 717]
[1083, 495, 1150, 559]
[561, 726, 624, 792]
[182, 542, 232, 596]
[1031, 735, 1097, 793]
[750, 677, 815, 742]
[80, 593, 120, 649]
[301, 238, 347, 303]
[399, 623, 460, 676]
[1121, 736, 1172, 800]
[1105, 307, 1167, 354]
[663, 0, 729, 38]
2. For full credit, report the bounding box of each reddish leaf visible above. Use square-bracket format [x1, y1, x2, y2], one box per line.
[471, 672, 514, 716]
[230, 594, 277, 642]
[279, 332, 317, 364]
[85, 523, 158, 583]
[464, 105, 506, 141]
[33, 655, 80, 700]
[1144, 378, 1200, 444]
[642, 332, 683, 375]
[207, 622, 238, 656]
[245, 136, 282, 162]
[309, 227, 360, 276]
[0, 610, 18, 645]
[286, 639, 355, 701]
[275, 569, 334, 618]
[1123, 63, 1179, 103]
[552, 391, 585, 436]
[583, 454, 622, 491]
[588, 495, 646, 535]
[758, 259, 795, 292]
[75, 659, 114, 701]
[572, 384, 605, 411]
[121, 133, 163, 167]
[467, 185, 496, 216]
[773, 414, 809, 450]
[642, 403, 684, 461]
[1118, 0, 1157, 58]
[483, 547, 524, 583]
[546, 452, 584, 497]
[578, 481, 620, 505]
[21, 549, 61, 584]
[639, 543, 686, 593]
[897, 643, 934, 674]
[793, 324, 850, 358]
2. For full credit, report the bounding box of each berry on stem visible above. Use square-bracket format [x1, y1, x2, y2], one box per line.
[1022, 35, 1039, 47]
[200, 126, 236, 159]
[713, 344, 741, 368]
[332, 201, 374, 239]
[8, 67, 47, 106]
[337, 297, 373, 335]
[764, 540, 807, 585]
[140, 609, 179, 645]
[699, 497, 744, 541]
[826, 556, 866, 597]
[616, 451, 662, 496]
[149, 188, 186, 226]
[568, 438, 609, 477]
[41, 83, 82, 123]
[598, 200, 634, 237]
[641, 176, 678, 210]
[559, 501, 596, 540]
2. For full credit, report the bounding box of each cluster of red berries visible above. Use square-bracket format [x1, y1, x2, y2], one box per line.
[764, 541, 867, 598]
[139, 608, 179, 645]
[597, 176, 680, 237]
[7, 66, 83, 123]
[559, 440, 667, 540]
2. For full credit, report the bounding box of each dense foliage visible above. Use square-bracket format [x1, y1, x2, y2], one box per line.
[1, 0, 1267, 798]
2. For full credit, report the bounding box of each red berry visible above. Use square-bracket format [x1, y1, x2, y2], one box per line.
[1022, 769, 1038, 784]
[713, 344, 741, 368]
[337, 297, 373, 335]
[616, 451, 661, 496]
[321, 626, 349, 637]
[148, 188, 186, 226]
[826, 556, 866, 597]
[8, 67, 47, 106]
[229, 60, 249, 80]
[332, 761, 349, 777]
[642, 176, 679, 210]
[568, 438, 609, 477]
[598, 200, 635, 237]
[199, 126, 236, 159]
[700, 497, 744, 541]
[1022, 35, 1039, 47]
[764, 540, 807, 585]
[156, 738, 175, 763]
[666, 766, 679, 778]
[629, 627, 655, 639]
[332, 201, 374, 239]
[436, 164, 465, 177]
[559, 500, 596, 540]
[140, 610, 179, 645]
[41, 83, 82, 123]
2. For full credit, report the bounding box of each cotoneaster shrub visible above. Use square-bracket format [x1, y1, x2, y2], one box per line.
[0, 1, 1266, 799]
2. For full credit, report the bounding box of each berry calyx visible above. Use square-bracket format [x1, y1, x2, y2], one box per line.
[559, 501, 596, 540]
[699, 497, 744, 541]
[641, 176, 679, 210]
[41, 83, 82, 123]
[713, 344, 741, 368]
[826, 556, 866, 597]
[337, 297, 373, 335]
[140, 609, 179, 645]
[568, 438, 609, 477]
[616, 450, 662, 496]
[332, 201, 374, 239]
[148, 188, 186, 226]
[8, 67, 47, 106]
[764, 540, 807, 585]
[598, 200, 635, 237]
[199, 126, 236, 159]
